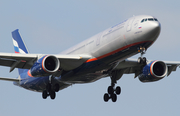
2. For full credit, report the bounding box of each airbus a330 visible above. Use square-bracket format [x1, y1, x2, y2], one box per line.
[0, 15, 179, 102]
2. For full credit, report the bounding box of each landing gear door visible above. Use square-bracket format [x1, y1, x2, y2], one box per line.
[126, 17, 135, 32]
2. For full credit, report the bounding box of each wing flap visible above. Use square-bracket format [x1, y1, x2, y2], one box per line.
[0, 53, 37, 71]
[0, 58, 30, 68]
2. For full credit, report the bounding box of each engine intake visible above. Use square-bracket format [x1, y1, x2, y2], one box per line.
[43, 56, 58, 72]
[139, 61, 168, 82]
[30, 55, 60, 77]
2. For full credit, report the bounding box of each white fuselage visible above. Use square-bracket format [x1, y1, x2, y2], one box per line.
[59, 15, 161, 83]
[62, 15, 160, 60]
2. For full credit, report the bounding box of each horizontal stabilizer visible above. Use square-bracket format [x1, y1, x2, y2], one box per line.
[0, 77, 21, 82]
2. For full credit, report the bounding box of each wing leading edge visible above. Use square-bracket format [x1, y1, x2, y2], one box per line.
[0, 52, 92, 72]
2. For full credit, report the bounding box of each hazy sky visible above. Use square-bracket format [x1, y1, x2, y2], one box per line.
[0, 0, 180, 116]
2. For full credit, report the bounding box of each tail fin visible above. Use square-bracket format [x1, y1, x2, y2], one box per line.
[12, 29, 29, 74]
[12, 29, 29, 54]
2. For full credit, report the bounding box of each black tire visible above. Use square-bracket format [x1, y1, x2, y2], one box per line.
[142, 57, 147, 64]
[53, 84, 60, 92]
[111, 94, 117, 102]
[42, 90, 48, 99]
[108, 86, 114, 94]
[138, 57, 142, 64]
[115, 86, 121, 95]
[50, 90, 56, 100]
[104, 93, 109, 102]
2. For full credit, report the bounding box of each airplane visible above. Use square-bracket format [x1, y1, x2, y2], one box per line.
[0, 15, 180, 102]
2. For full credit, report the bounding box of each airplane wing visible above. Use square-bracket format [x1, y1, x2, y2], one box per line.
[114, 58, 180, 78]
[0, 52, 92, 72]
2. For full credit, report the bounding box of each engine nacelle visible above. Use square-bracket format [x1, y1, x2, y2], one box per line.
[29, 55, 60, 77]
[138, 61, 168, 82]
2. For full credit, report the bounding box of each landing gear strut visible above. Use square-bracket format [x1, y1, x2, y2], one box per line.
[104, 84, 121, 102]
[103, 71, 122, 102]
[42, 83, 59, 100]
[42, 81, 60, 100]
[138, 57, 146, 64]
[137, 46, 147, 64]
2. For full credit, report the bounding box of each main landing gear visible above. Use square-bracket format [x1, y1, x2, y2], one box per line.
[103, 84, 121, 102]
[103, 70, 122, 102]
[42, 83, 60, 100]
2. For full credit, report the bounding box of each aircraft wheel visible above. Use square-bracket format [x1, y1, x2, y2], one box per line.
[42, 90, 48, 99]
[111, 94, 117, 102]
[104, 93, 109, 102]
[108, 86, 113, 94]
[115, 86, 121, 95]
[138, 57, 147, 64]
[53, 84, 60, 92]
[142, 57, 147, 64]
[138, 57, 143, 64]
[50, 90, 56, 100]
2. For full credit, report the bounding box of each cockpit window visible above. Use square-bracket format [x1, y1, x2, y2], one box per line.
[154, 18, 158, 21]
[148, 18, 154, 21]
[141, 19, 144, 23]
[141, 18, 158, 23]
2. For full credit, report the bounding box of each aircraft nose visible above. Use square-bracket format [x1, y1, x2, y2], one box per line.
[151, 21, 161, 33]
[144, 21, 161, 42]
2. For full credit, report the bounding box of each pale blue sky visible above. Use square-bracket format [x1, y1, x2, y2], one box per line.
[0, 0, 180, 116]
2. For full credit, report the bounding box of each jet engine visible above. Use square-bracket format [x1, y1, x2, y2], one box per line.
[30, 55, 60, 77]
[138, 61, 168, 82]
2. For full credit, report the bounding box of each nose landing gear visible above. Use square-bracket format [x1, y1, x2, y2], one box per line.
[138, 57, 147, 64]
[137, 46, 147, 64]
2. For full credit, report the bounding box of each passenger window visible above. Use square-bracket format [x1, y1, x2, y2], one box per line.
[141, 19, 144, 23]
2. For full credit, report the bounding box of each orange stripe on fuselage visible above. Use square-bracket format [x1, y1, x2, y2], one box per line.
[85, 58, 98, 63]
[85, 41, 152, 63]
